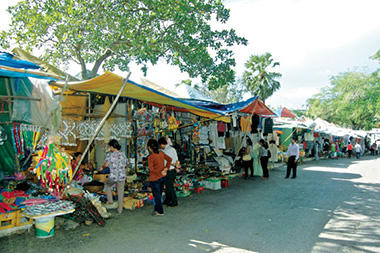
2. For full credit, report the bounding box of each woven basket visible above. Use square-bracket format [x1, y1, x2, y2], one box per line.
[84, 183, 104, 193]
[93, 174, 109, 182]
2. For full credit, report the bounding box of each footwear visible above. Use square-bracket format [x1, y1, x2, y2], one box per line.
[285, 176, 289, 179]
[152, 212, 164, 216]
[167, 203, 178, 207]
[291, 176, 296, 179]
[262, 177, 268, 180]
[104, 202, 117, 209]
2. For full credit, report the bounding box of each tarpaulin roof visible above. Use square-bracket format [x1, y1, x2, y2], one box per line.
[51, 71, 226, 115]
[50, 71, 275, 119]
[188, 96, 275, 116]
[274, 107, 296, 118]
[11, 48, 78, 81]
[0, 51, 61, 80]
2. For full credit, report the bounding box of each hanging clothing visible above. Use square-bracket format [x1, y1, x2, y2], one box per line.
[263, 118, 273, 135]
[240, 116, 252, 132]
[217, 121, 226, 132]
[251, 114, 260, 133]
[209, 122, 218, 147]
[268, 143, 278, 162]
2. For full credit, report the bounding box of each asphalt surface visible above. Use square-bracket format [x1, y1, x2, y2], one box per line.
[1, 155, 380, 253]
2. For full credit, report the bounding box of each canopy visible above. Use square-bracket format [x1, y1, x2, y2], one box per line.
[51, 72, 275, 120]
[51, 72, 230, 120]
[274, 107, 296, 118]
[0, 51, 61, 80]
[11, 48, 78, 81]
[188, 96, 275, 116]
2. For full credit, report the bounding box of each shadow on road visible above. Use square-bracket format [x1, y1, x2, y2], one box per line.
[1, 156, 379, 253]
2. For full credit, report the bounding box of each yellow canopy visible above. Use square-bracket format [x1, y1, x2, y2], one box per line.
[51, 71, 230, 122]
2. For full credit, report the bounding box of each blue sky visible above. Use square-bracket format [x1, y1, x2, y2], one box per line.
[2, 0, 380, 109]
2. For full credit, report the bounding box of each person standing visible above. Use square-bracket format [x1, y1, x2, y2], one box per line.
[158, 137, 179, 207]
[347, 142, 353, 158]
[286, 137, 299, 179]
[147, 139, 172, 216]
[314, 141, 320, 160]
[323, 139, 330, 159]
[102, 139, 127, 214]
[243, 139, 254, 179]
[258, 139, 269, 180]
[355, 142, 362, 159]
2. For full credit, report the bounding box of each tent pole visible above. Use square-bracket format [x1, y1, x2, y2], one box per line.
[63, 72, 131, 196]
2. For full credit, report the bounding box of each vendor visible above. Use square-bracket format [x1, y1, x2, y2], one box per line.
[71, 152, 92, 181]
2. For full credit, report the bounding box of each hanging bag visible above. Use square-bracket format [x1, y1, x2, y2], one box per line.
[242, 154, 251, 161]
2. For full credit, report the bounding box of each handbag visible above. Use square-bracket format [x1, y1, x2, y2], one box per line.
[242, 154, 251, 161]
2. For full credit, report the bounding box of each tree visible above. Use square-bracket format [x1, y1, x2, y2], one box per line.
[1, 0, 247, 86]
[306, 70, 380, 130]
[242, 52, 282, 102]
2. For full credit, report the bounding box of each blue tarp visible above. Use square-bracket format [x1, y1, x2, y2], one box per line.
[189, 96, 257, 113]
[0, 51, 40, 69]
[0, 51, 58, 80]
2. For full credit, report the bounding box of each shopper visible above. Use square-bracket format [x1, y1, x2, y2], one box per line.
[286, 137, 299, 179]
[243, 139, 254, 179]
[102, 139, 127, 214]
[258, 139, 269, 180]
[323, 139, 330, 159]
[347, 142, 353, 158]
[147, 139, 172, 216]
[355, 142, 362, 159]
[314, 141, 320, 160]
[158, 137, 179, 207]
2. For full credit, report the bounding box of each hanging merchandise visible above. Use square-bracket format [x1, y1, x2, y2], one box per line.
[33, 138, 72, 198]
[57, 119, 77, 146]
[192, 120, 200, 144]
[77, 119, 132, 141]
[135, 108, 154, 160]
[263, 118, 274, 135]
[168, 113, 179, 132]
[12, 122, 24, 157]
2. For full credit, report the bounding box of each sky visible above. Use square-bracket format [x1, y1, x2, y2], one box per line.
[1, 0, 380, 109]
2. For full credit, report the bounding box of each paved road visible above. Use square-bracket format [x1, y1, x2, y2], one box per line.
[1, 155, 380, 253]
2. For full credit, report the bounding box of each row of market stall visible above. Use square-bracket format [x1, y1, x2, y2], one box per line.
[1, 49, 378, 238]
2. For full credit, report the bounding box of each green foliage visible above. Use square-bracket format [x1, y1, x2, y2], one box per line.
[291, 109, 306, 118]
[242, 52, 282, 102]
[1, 0, 247, 85]
[306, 70, 380, 130]
[201, 80, 247, 104]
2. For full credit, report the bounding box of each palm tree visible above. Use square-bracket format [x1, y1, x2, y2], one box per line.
[242, 52, 282, 102]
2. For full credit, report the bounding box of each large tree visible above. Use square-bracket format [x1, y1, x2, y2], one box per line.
[1, 0, 247, 87]
[306, 70, 380, 130]
[242, 52, 282, 102]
